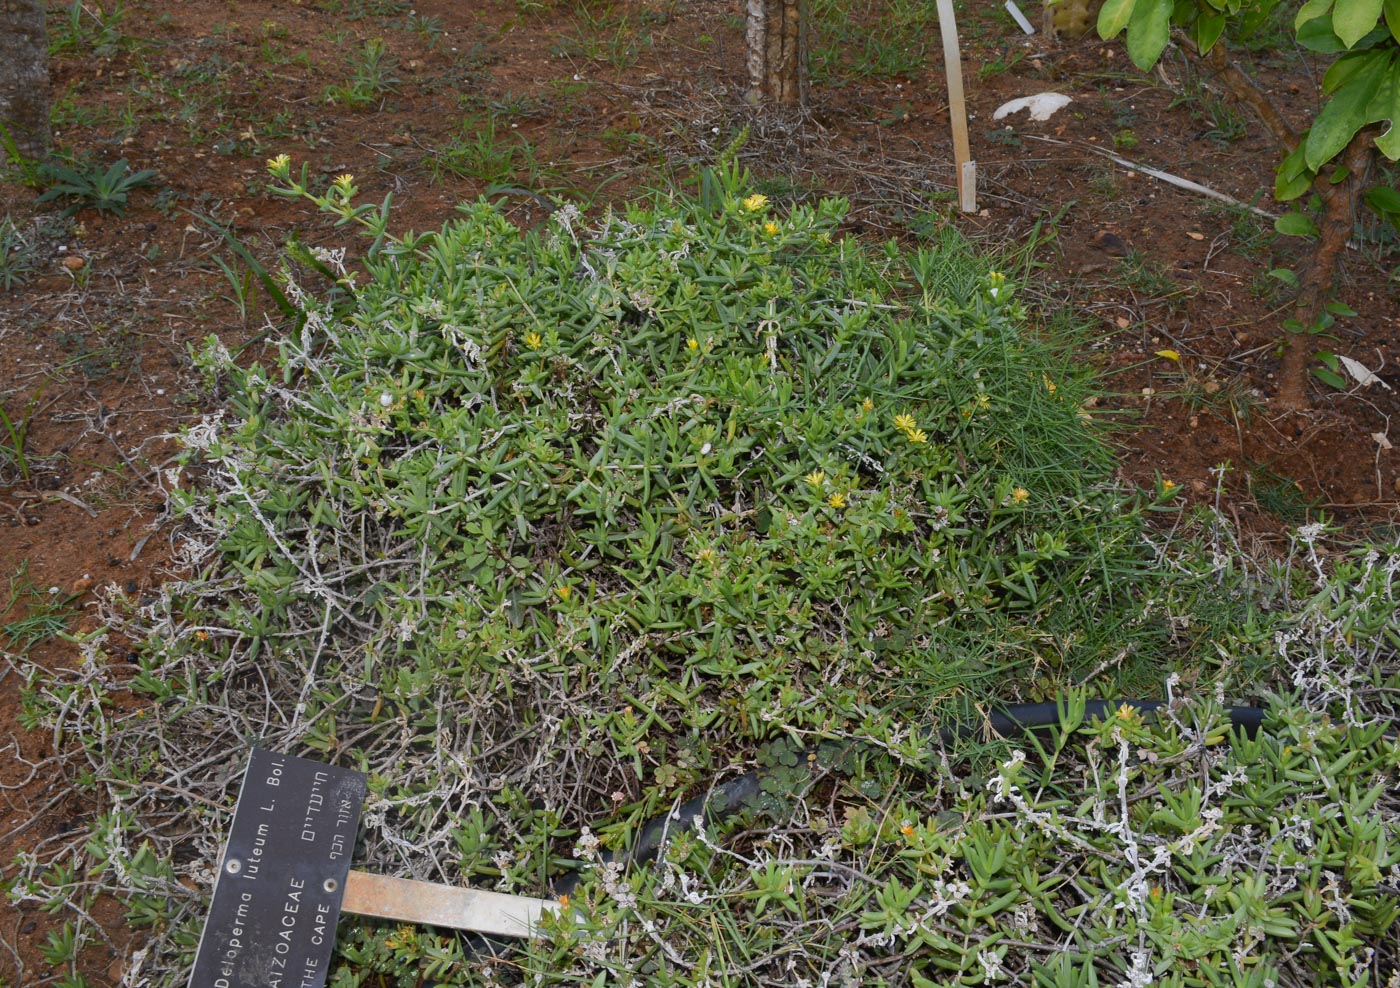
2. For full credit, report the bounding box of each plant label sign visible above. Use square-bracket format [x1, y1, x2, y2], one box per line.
[188, 747, 367, 988]
[189, 747, 561, 988]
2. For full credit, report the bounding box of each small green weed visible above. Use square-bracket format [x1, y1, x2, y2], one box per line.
[985, 126, 1022, 148]
[811, 0, 935, 81]
[1113, 249, 1194, 305]
[428, 113, 540, 184]
[1205, 199, 1275, 261]
[1249, 465, 1323, 522]
[555, 9, 652, 73]
[0, 565, 78, 651]
[0, 216, 39, 291]
[1176, 370, 1259, 422]
[323, 37, 400, 108]
[35, 158, 158, 217]
[1169, 82, 1250, 147]
[48, 0, 129, 57]
[0, 390, 42, 482]
[195, 213, 298, 326]
[0, 122, 44, 187]
[977, 47, 1027, 79]
[319, 0, 410, 19]
[403, 10, 444, 42]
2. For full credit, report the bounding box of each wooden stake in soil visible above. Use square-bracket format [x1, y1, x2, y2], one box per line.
[935, 0, 976, 212]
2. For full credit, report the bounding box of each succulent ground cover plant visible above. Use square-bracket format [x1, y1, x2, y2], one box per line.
[7, 162, 1397, 987]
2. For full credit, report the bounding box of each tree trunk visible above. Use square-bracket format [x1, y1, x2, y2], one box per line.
[1189, 40, 1376, 413]
[0, 0, 50, 162]
[746, 0, 808, 108]
[1274, 129, 1375, 412]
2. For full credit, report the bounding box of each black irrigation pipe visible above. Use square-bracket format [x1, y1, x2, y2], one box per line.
[551, 699, 1267, 898]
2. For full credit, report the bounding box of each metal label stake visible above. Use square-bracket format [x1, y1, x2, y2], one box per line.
[188, 748, 557, 988]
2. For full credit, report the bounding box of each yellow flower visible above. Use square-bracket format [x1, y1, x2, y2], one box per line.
[900, 823, 915, 837]
[828, 492, 846, 509]
[333, 173, 355, 189]
[1162, 479, 1178, 494]
[556, 585, 571, 600]
[1116, 702, 1139, 721]
[559, 894, 570, 908]
[762, 220, 780, 236]
[893, 413, 917, 434]
[266, 153, 291, 174]
[524, 331, 543, 350]
[742, 193, 769, 212]
[1011, 487, 1029, 504]
[862, 398, 874, 413]
[805, 470, 826, 488]
[977, 393, 991, 408]
[906, 428, 928, 444]
[687, 338, 699, 351]
[1042, 374, 1057, 395]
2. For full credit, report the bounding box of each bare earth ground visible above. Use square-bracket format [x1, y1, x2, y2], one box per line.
[1, 0, 1397, 981]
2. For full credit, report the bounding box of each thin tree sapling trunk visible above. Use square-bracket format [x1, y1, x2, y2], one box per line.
[747, 0, 808, 108]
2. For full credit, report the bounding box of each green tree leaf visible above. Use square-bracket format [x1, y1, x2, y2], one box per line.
[1296, 0, 1336, 28]
[1333, 0, 1385, 46]
[1275, 211, 1319, 236]
[1305, 62, 1384, 167]
[1368, 57, 1400, 158]
[1276, 169, 1315, 200]
[1097, 0, 1137, 39]
[1386, 0, 1400, 40]
[1323, 48, 1382, 92]
[1298, 11, 1352, 49]
[1365, 185, 1400, 213]
[1368, 185, 1400, 229]
[1125, 0, 1173, 69]
[1275, 142, 1314, 200]
[1196, 11, 1228, 51]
